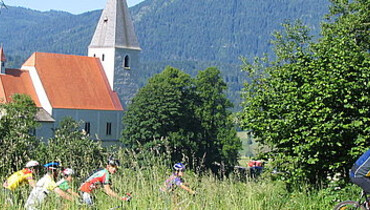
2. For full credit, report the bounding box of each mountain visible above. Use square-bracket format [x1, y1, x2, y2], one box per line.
[0, 0, 331, 110]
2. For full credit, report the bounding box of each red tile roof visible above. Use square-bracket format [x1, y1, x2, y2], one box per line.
[0, 69, 41, 106]
[23, 52, 123, 111]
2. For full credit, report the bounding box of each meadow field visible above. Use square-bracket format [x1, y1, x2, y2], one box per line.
[0, 153, 360, 210]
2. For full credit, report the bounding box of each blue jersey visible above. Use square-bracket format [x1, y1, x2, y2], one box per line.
[351, 149, 370, 178]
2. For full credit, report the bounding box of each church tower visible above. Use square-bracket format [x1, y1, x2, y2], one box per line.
[88, 0, 141, 107]
[0, 46, 6, 74]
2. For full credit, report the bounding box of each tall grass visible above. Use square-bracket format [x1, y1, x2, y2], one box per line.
[0, 149, 359, 209]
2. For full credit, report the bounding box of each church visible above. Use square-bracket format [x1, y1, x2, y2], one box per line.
[0, 0, 141, 143]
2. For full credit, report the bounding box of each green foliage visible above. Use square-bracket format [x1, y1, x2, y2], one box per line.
[240, 0, 369, 187]
[39, 117, 107, 176]
[194, 67, 241, 167]
[122, 66, 240, 170]
[0, 94, 40, 174]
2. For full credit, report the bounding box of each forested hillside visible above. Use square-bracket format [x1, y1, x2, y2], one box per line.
[0, 0, 330, 109]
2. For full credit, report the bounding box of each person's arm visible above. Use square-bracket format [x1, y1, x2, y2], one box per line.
[54, 187, 73, 201]
[67, 189, 80, 197]
[179, 184, 196, 195]
[27, 179, 36, 188]
[103, 184, 127, 201]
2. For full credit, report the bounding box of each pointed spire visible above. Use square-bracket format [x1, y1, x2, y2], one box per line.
[0, 45, 6, 62]
[0, 45, 6, 74]
[89, 0, 141, 50]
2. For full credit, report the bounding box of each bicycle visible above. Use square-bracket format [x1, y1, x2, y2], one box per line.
[333, 190, 370, 210]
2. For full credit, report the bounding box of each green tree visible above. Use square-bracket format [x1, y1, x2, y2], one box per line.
[240, 0, 369, 186]
[42, 117, 107, 176]
[122, 66, 241, 170]
[122, 66, 199, 165]
[0, 94, 39, 174]
[194, 67, 241, 167]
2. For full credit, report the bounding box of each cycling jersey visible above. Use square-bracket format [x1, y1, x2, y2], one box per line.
[80, 169, 111, 193]
[161, 173, 184, 192]
[56, 179, 70, 191]
[4, 168, 34, 191]
[351, 149, 370, 178]
[34, 173, 58, 193]
[25, 173, 58, 210]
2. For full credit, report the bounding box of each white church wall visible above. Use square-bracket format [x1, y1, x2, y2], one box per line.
[35, 122, 55, 142]
[113, 48, 141, 108]
[23, 66, 53, 114]
[88, 48, 115, 90]
[52, 108, 123, 142]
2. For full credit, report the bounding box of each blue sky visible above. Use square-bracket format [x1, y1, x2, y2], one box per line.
[6, 0, 145, 14]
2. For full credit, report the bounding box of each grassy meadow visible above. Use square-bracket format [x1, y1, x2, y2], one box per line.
[0, 160, 358, 210]
[0, 134, 361, 209]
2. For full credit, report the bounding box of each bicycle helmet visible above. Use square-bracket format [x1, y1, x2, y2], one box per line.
[43, 162, 60, 170]
[62, 168, 74, 176]
[25, 160, 39, 168]
[108, 158, 120, 167]
[173, 163, 185, 171]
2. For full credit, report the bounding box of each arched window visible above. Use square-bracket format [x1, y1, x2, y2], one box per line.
[124, 55, 130, 69]
[102, 54, 105, 61]
[93, 54, 96, 57]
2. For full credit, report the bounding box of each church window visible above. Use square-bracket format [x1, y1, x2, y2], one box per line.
[84, 122, 91, 135]
[102, 54, 105, 61]
[106, 122, 112, 135]
[124, 55, 130, 69]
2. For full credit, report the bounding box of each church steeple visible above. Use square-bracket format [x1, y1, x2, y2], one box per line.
[0, 46, 6, 74]
[89, 0, 141, 50]
[88, 0, 141, 108]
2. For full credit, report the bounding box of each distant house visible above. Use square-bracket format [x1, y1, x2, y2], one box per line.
[0, 0, 141, 143]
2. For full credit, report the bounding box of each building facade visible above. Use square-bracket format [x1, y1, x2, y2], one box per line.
[0, 0, 140, 143]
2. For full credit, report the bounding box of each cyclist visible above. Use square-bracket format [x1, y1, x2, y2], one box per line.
[24, 162, 73, 210]
[2, 160, 40, 205]
[56, 168, 80, 198]
[79, 158, 131, 206]
[350, 149, 370, 193]
[160, 163, 195, 195]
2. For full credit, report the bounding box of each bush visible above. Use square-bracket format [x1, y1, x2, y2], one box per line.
[39, 117, 107, 176]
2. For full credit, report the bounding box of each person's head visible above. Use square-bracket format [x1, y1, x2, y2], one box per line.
[25, 160, 40, 172]
[61, 168, 75, 182]
[106, 158, 120, 174]
[173, 163, 185, 176]
[43, 162, 60, 178]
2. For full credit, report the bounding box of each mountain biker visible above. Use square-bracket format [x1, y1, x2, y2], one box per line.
[79, 158, 131, 206]
[24, 162, 74, 210]
[56, 168, 80, 198]
[2, 160, 40, 205]
[350, 149, 370, 193]
[160, 163, 195, 195]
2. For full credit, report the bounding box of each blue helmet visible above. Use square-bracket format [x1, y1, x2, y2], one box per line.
[43, 162, 60, 170]
[173, 163, 185, 171]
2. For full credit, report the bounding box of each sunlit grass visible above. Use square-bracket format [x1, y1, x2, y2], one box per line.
[1, 161, 341, 209]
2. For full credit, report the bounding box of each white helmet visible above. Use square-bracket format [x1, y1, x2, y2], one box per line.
[25, 160, 40, 168]
[62, 168, 74, 176]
